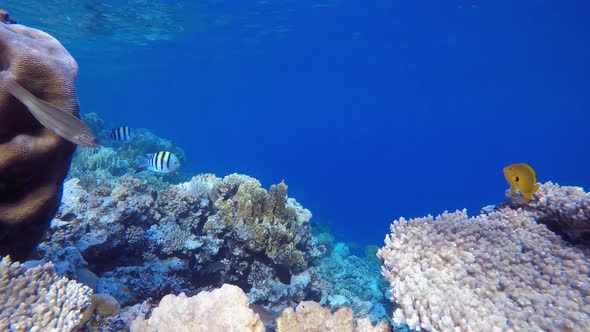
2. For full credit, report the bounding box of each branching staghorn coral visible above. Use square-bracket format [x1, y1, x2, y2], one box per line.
[0, 256, 93, 332]
[377, 208, 590, 331]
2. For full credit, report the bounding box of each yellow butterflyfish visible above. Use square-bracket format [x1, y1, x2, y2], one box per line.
[503, 163, 540, 200]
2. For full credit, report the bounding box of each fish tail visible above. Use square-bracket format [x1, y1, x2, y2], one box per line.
[135, 156, 149, 173]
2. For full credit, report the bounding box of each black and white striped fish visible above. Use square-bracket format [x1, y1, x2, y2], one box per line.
[110, 126, 134, 141]
[135, 151, 181, 174]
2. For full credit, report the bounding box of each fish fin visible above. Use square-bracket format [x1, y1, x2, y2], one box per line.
[5, 80, 98, 147]
[272, 262, 291, 285]
[509, 186, 517, 194]
[522, 183, 541, 200]
[250, 304, 280, 325]
[521, 191, 533, 200]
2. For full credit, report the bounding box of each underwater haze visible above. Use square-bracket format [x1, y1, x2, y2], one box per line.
[5, 0, 590, 247]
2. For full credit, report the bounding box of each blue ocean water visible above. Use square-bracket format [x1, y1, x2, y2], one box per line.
[9, 0, 590, 248]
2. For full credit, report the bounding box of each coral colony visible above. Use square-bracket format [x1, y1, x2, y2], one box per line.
[0, 10, 588, 332]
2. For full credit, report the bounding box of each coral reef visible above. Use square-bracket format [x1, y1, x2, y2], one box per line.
[0, 256, 93, 331]
[0, 21, 81, 260]
[67, 113, 188, 190]
[506, 181, 590, 245]
[34, 173, 313, 310]
[311, 241, 392, 324]
[378, 206, 590, 331]
[10, 111, 390, 330]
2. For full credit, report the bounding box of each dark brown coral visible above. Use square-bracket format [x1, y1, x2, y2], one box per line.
[0, 10, 17, 24]
[0, 22, 80, 260]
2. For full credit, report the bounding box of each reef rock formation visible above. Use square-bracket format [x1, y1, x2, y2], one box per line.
[0, 21, 81, 260]
[378, 200, 590, 331]
[34, 173, 314, 310]
[25, 113, 392, 329]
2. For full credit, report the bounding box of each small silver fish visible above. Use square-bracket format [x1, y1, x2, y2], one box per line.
[111, 126, 134, 141]
[136, 151, 180, 173]
[5, 80, 98, 147]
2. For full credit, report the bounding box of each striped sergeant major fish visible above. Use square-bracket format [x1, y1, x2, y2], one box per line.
[111, 126, 134, 141]
[136, 151, 181, 174]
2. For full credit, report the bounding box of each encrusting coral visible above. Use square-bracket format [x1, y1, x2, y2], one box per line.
[276, 300, 391, 332]
[0, 20, 82, 260]
[378, 201, 590, 331]
[131, 283, 391, 332]
[131, 284, 265, 332]
[0, 256, 93, 331]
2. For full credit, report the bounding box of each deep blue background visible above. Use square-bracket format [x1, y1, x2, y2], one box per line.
[75, 1, 589, 246]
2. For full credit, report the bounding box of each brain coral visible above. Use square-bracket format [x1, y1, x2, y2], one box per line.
[377, 208, 590, 331]
[0, 21, 81, 260]
[0, 256, 93, 331]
